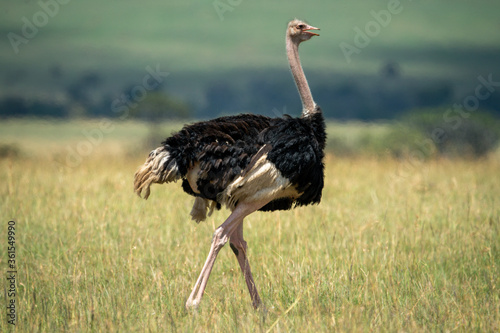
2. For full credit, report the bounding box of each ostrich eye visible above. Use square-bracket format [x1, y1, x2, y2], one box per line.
[297, 24, 304, 29]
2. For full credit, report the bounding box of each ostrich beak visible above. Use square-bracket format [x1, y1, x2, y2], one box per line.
[304, 25, 320, 37]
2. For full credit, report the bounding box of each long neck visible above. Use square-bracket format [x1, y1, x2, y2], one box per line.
[286, 36, 316, 117]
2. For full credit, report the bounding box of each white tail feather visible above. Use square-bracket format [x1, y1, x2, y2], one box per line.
[134, 147, 180, 199]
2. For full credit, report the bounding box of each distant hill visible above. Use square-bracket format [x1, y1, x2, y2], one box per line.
[1, 0, 499, 119]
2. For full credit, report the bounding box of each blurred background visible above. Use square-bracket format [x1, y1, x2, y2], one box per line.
[1, 0, 500, 158]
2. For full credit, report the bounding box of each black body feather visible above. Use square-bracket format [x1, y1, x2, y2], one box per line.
[158, 108, 326, 212]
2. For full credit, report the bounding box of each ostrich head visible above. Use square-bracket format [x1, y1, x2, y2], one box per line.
[287, 19, 320, 43]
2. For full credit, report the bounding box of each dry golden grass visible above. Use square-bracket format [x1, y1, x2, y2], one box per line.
[0, 120, 499, 332]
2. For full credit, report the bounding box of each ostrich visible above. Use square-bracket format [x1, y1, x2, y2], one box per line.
[134, 19, 325, 309]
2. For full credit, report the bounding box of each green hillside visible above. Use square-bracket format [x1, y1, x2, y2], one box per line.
[1, 1, 499, 120]
[2, 0, 499, 76]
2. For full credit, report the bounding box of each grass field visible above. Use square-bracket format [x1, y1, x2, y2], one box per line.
[1, 119, 499, 332]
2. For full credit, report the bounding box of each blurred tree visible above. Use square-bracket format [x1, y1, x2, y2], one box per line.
[129, 92, 190, 121]
[380, 61, 401, 79]
[66, 71, 104, 117]
[0, 143, 20, 159]
[128, 91, 191, 149]
[402, 109, 499, 158]
[0, 96, 67, 118]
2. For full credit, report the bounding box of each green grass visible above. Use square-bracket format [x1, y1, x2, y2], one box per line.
[0, 119, 499, 331]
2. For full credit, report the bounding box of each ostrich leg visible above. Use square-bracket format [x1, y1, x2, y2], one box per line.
[185, 201, 266, 309]
[230, 223, 262, 309]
